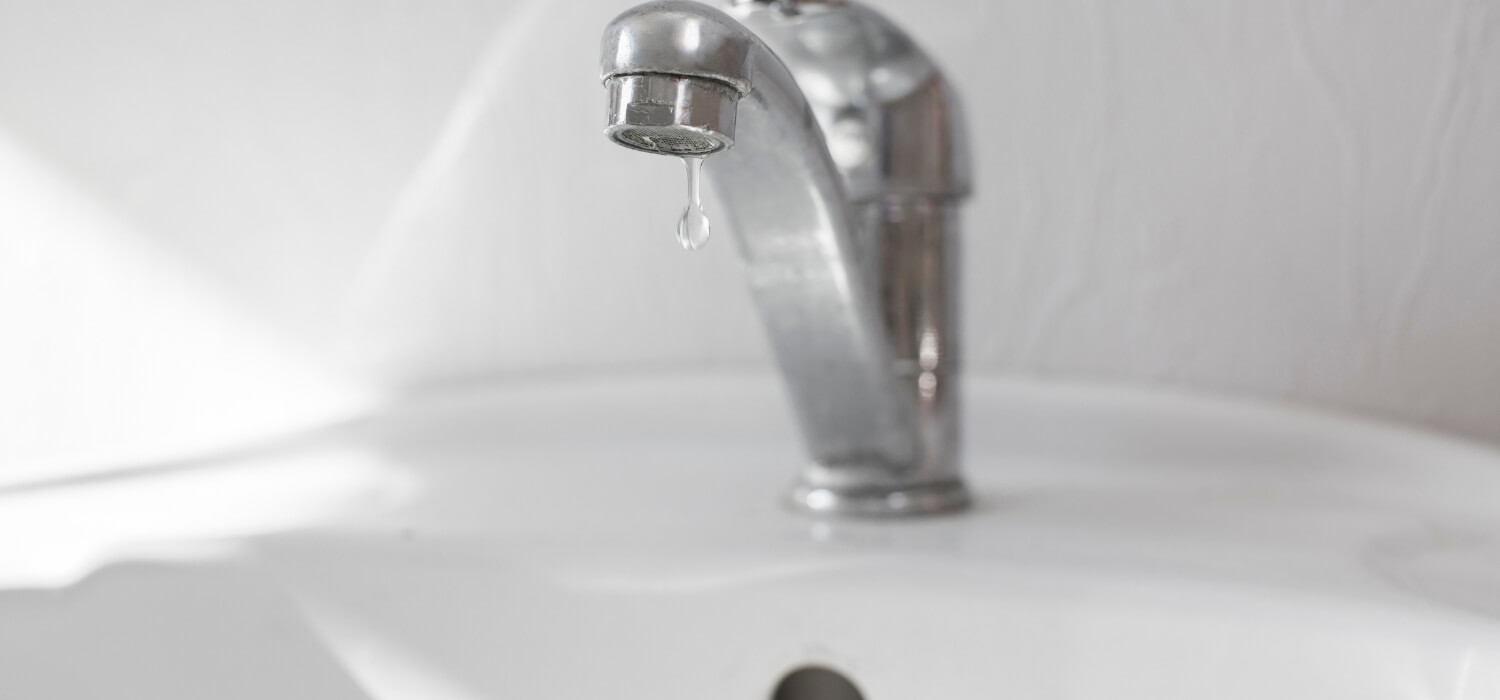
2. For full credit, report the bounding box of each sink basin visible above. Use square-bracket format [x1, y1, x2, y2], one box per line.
[2, 373, 1499, 699]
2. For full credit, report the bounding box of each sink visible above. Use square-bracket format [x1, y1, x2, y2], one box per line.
[2, 373, 1499, 699]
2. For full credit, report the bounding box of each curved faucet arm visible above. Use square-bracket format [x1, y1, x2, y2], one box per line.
[601, 1, 969, 515]
[602, 1, 754, 95]
[603, 1, 919, 473]
[728, 1, 970, 203]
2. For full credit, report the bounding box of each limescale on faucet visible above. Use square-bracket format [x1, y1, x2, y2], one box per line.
[677, 156, 710, 250]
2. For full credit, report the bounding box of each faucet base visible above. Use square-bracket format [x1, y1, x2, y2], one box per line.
[788, 478, 970, 517]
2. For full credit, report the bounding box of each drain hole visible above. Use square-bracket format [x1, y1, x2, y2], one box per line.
[771, 666, 865, 700]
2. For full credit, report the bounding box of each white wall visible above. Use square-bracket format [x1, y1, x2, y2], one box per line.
[1, 0, 1498, 467]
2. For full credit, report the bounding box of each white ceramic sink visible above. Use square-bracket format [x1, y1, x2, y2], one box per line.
[3, 373, 1500, 699]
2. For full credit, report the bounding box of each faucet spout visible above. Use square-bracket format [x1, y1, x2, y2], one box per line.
[601, 0, 970, 516]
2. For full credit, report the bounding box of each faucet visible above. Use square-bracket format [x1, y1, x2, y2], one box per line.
[600, 0, 970, 516]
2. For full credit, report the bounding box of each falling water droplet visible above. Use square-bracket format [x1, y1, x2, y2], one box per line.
[677, 156, 710, 250]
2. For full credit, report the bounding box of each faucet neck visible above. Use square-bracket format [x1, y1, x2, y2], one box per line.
[601, 1, 970, 516]
[728, 1, 969, 203]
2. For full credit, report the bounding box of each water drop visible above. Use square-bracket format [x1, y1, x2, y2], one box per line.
[677, 156, 710, 250]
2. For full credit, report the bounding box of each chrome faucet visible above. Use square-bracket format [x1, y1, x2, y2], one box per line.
[600, 0, 970, 516]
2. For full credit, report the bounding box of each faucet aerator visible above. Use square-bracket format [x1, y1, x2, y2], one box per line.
[605, 74, 738, 156]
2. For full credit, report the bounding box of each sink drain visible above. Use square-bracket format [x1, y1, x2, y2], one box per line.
[771, 666, 864, 700]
